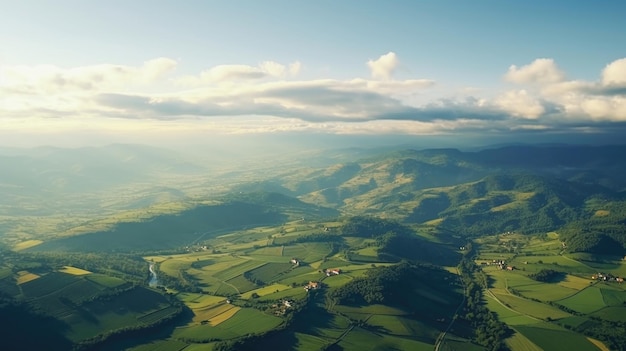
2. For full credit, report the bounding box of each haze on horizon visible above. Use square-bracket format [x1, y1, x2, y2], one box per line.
[1, 1, 626, 150]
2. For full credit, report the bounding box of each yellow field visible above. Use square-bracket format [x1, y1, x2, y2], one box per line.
[546, 232, 559, 239]
[594, 210, 610, 217]
[558, 274, 592, 290]
[309, 260, 323, 269]
[192, 303, 236, 323]
[209, 306, 241, 326]
[587, 337, 610, 351]
[423, 218, 443, 225]
[505, 331, 543, 351]
[179, 293, 225, 308]
[16, 271, 40, 284]
[59, 266, 92, 275]
[13, 240, 43, 251]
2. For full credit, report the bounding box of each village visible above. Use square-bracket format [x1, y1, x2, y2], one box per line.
[591, 272, 624, 283]
[479, 259, 515, 271]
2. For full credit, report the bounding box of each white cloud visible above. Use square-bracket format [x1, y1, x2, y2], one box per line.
[367, 52, 399, 80]
[602, 58, 626, 86]
[201, 64, 267, 82]
[177, 60, 302, 86]
[579, 96, 626, 121]
[259, 61, 286, 77]
[0, 58, 177, 94]
[495, 90, 545, 119]
[6, 54, 626, 143]
[505, 58, 565, 84]
[540, 80, 593, 96]
[141, 58, 178, 81]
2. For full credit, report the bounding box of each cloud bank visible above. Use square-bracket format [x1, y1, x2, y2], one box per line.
[2, 53, 626, 144]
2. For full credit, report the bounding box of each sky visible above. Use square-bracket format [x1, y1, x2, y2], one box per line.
[1, 0, 626, 149]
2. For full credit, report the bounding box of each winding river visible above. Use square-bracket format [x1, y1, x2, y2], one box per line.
[148, 263, 159, 287]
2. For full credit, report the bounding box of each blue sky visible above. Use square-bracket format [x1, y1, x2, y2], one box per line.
[1, 1, 625, 147]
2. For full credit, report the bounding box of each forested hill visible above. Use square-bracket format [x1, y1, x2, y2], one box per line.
[268, 144, 626, 255]
[15, 143, 626, 256]
[28, 193, 338, 253]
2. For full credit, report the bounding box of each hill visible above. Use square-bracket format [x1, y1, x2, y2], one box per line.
[269, 145, 626, 255]
[0, 249, 182, 350]
[28, 192, 338, 253]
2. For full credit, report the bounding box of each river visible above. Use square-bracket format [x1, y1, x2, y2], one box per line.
[149, 262, 159, 287]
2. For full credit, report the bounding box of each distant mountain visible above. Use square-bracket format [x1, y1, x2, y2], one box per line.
[9, 143, 626, 256]
[0, 144, 208, 216]
[272, 144, 626, 255]
[0, 143, 205, 192]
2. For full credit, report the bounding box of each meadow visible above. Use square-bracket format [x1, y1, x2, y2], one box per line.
[0, 262, 181, 347]
[479, 233, 621, 350]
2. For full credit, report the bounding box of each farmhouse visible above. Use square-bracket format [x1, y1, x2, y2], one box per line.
[592, 272, 621, 282]
[290, 258, 300, 266]
[325, 268, 341, 276]
[304, 281, 319, 291]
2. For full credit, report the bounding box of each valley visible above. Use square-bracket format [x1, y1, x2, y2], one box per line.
[1, 143, 626, 350]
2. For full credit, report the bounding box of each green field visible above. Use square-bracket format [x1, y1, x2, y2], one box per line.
[173, 308, 283, 342]
[138, 306, 181, 324]
[557, 286, 606, 314]
[214, 282, 239, 296]
[20, 272, 80, 298]
[334, 304, 409, 316]
[479, 232, 626, 351]
[246, 262, 294, 283]
[240, 283, 291, 299]
[257, 286, 308, 301]
[176, 293, 225, 308]
[492, 292, 571, 320]
[216, 308, 283, 334]
[62, 286, 175, 342]
[505, 331, 543, 351]
[599, 286, 626, 306]
[484, 292, 541, 326]
[591, 306, 626, 322]
[338, 326, 433, 351]
[367, 314, 439, 341]
[224, 274, 258, 293]
[0, 267, 12, 280]
[213, 259, 265, 281]
[247, 246, 283, 256]
[514, 325, 600, 351]
[323, 273, 354, 288]
[130, 339, 189, 351]
[85, 273, 128, 288]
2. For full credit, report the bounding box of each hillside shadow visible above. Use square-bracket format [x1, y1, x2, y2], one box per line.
[1, 301, 73, 351]
[97, 304, 194, 351]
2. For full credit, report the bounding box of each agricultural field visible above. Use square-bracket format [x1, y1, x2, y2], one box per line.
[85, 273, 128, 288]
[480, 232, 621, 351]
[59, 265, 92, 275]
[0, 260, 181, 348]
[240, 283, 291, 299]
[16, 270, 40, 285]
[338, 326, 433, 351]
[130, 215, 465, 350]
[63, 286, 177, 342]
[556, 286, 606, 314]
[0, 266, 12, 280]
[513, 324, 600, 351]
[173, 307, 283, 343]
